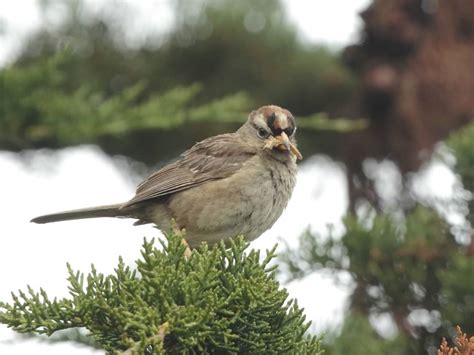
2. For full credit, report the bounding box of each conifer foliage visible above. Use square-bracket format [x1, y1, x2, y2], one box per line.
[0, 234, 321, 354]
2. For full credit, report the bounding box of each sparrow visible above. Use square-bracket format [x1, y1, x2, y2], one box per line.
[31, 105, 302, 248]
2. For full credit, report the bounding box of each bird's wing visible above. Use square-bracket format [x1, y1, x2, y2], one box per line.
[122, 133, 256, 207]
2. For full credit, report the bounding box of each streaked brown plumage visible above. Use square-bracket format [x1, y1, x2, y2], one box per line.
[31, 105, 302, 248]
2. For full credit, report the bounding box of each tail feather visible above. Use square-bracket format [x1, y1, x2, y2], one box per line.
[31, 204, 124, 224]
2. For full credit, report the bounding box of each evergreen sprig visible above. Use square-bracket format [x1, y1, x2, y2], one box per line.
[0, 234, 321, 354]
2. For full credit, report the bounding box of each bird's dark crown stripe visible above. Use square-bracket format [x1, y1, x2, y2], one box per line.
[267, 113, 276, 130]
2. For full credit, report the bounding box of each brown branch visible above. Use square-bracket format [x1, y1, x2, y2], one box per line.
[438, 326, 474, 355]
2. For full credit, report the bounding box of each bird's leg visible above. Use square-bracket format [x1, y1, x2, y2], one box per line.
[181, 237, 192, 259]
[171, 220, 192, 259]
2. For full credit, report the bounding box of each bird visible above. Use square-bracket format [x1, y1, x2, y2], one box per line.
[31, 105, 302, 249]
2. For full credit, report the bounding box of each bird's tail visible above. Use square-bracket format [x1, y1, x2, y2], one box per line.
[31, 204, 124, 224]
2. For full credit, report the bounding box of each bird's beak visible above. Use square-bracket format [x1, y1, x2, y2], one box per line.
[265, 132, 303, 160]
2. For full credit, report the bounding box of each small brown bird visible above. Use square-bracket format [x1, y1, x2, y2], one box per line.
[32, 105, 302, 248]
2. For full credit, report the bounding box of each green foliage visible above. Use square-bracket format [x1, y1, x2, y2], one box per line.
[282, 206, 471, 353]
[0, 49, 362, 149]
[284, 206, 458, 303]
[0, 234, 321, 354]
[0, 0, 359, 150]
[0, 52, 256, 147]
[323, 313, 410, 355]
[438, 255, 474, 331]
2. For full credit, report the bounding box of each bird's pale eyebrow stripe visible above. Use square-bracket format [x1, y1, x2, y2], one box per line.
[252, 113, 267, 129]
[267, 112, 276, 129]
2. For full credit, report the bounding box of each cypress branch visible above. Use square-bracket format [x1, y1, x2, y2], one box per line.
[0, 233, 321, 354]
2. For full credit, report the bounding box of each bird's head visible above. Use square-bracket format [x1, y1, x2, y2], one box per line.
[240, 105, 302, 162]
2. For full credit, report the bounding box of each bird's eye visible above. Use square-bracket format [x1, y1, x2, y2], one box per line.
[285, 127, 295, 136]
[257, 128, 269, 139]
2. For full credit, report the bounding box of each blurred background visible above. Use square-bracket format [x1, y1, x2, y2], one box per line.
[0, 0, 473, 354]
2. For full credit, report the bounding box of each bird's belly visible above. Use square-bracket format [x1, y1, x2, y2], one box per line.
[167, 162, 295, 248]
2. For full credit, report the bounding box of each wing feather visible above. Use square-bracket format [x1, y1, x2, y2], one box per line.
[122, 133, 256, 207]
